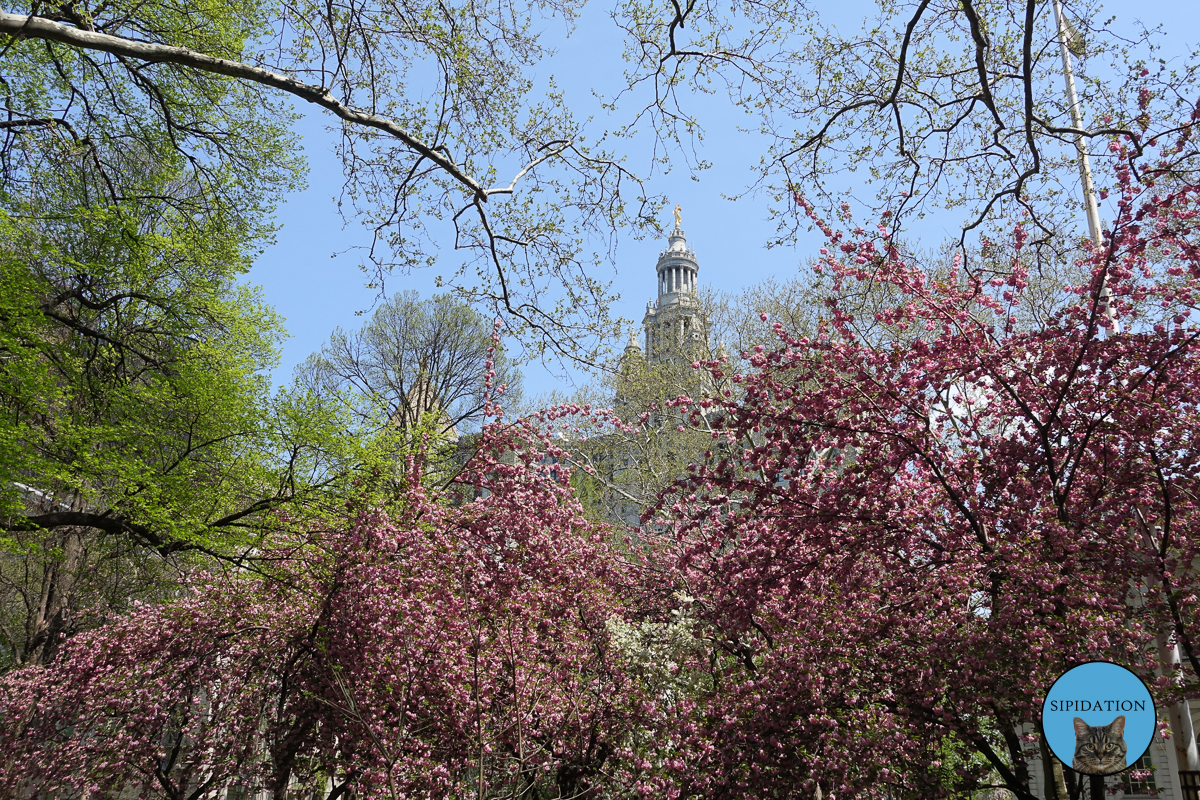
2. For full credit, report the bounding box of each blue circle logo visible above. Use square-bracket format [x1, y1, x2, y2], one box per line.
[1042, 662, 1156, 776]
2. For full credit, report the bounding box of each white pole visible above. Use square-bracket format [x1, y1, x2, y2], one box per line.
[1054, 0, 1193, 780]
[1051, 0, 1119, 332]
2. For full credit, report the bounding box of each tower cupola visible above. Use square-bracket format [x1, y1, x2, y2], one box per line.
[641, 203, 708, 364]
[655, 207, 699, 306]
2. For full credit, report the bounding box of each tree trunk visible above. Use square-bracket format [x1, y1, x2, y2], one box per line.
[24, 526, 85, 666]
[1063, 766, 1081, 800]
[1039, 734, 1070, 800]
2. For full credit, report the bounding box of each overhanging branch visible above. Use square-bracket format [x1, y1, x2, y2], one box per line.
[0, 12, 486, 198]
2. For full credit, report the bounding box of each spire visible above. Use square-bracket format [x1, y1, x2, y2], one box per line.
[624, 326, 642, 355]
[641, 202, 708, 370]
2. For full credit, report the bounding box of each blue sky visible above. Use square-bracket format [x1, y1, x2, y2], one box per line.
[247, 0, 1200, 401]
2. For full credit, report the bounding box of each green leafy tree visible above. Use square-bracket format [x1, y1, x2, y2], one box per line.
[0, 9, 357, 665]
[0, 183, 359, 665]
[299, 291, 523, 439]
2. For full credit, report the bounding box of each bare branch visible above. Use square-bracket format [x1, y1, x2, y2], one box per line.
[484, 140, 571, 197]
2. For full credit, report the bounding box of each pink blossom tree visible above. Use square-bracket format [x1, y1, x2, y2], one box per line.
[0, 420, 643, 800]
[625, 129, 1200, 798]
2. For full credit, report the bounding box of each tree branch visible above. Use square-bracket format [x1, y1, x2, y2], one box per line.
[0, 12, 486, 198]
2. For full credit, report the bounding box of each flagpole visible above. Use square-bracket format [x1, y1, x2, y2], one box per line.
[1051, 7, 1198, 777]
[1051, 0, 1102, 247]
[1051, 0, 1118, 332]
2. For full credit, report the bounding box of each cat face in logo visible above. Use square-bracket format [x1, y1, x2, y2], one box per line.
[1071, 715, 1127, 775]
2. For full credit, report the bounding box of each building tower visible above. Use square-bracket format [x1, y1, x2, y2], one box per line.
[641, 204, 708, 364]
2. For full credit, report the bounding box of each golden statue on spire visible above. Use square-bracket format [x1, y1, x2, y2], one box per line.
[673, 203, 682, 228]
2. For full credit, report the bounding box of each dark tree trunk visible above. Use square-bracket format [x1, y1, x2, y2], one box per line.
[24, 525, 85, 666]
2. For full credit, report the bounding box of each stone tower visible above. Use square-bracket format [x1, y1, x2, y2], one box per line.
[641, 211, 708, 364]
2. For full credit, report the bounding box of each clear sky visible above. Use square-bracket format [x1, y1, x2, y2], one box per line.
[247, 0, 1200, 402]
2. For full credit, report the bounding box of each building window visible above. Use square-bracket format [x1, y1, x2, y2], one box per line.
[1121, 753, 1157, 796]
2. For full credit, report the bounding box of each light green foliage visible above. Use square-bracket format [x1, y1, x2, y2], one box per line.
[0, 189, 361, 664]
[0, 190, 347, 552]
[0, 0, 302, 233]
[296, 291, 524, 510]
[0, 0, 365, 668]
[0, 0, 360, 549]
[0, 82, 319, 548]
